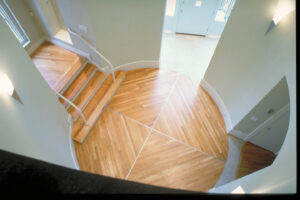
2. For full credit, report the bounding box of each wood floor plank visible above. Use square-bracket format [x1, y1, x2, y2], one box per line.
[74, 68, 229, 192]
[53, 56, 87, 93]
[60, 63, 97, 107]
[108, 68, 178, 127]
[73, 71, 126, 143]
[127, 131, 225, 192]
[31, 41, 86, 92]
[74, 108, 150, 179]
[235, 142, 276, 179]
[154, 74, 228, 160]
[68, 70, 107, 119]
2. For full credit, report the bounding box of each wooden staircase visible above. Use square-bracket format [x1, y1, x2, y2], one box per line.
[58, 61, 126, 144]
[31, 41, 126, 144]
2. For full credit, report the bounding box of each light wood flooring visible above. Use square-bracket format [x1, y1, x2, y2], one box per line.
[75, 68, 229, 192]
[30, 41, 86, 93]
[235, 142, 276, 179]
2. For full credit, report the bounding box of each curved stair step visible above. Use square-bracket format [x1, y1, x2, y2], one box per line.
[59, 63, 97, 108]
[68, 69, 107, 119]
[72, 71, 126, 143]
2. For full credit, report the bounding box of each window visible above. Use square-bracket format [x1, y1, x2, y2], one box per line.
[0, 0, 30, 47]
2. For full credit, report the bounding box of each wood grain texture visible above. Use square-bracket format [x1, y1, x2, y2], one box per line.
[108, 68, 178, 127]
[128, 131, 225, 192]
[74, 108, 150, 179]
[74, 68, 229, 191]
[235, 142, 276, 179]
[31, 41, 86, 93]
[59, 63, 97, 107]
[68, 70, 107, 119]
[154, 74, 228, 160]
[73, 71, 126, 143]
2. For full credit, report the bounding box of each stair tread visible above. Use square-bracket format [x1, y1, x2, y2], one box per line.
[60, 63, 97, 108]
[68, 69, 107, 119]
[72, 71, 126, 143]
[53, 56, 87, 93]
[71, 71, 119, 136]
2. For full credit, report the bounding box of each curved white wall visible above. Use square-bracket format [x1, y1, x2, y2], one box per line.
[203, 0, 296, 193]
[0, 18, 76, 169]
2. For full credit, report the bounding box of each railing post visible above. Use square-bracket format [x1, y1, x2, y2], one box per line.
[54, 90, 88, 126]
[112, 71, 116, 83]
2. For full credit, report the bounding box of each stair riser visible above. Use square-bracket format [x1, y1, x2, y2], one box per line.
[79, 74, 126, 143]
[73, 72, 126, 143]
[73, 73, 109, 121]
[65, 69, 98, 110]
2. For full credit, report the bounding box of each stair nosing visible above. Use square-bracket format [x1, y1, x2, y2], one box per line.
[65, 67, 98, 110]
[73, 71, 126, 143]
[73, 72, 109, 122]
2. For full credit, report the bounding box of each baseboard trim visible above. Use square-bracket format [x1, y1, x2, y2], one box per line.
[113, 60, 159, 72]
[26, 36, 46, 56]
[200, 79, 233, 133]
[68, 114, 80, 170]
[230, 129, 248, 140]
[46, 37, 90, 59]
[244, 103, 290, 142]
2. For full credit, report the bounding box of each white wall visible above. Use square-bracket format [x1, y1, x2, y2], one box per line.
[5, 0, 45, 52]
[0, 17, 76, 169]
[85, 0, 166, 67]
[55, 0, 102, 66]
[204, 0, 296, 193]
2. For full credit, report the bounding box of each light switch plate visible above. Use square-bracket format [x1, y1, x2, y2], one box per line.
[78, 24, 88, 33]
[250, 116, 258, 122]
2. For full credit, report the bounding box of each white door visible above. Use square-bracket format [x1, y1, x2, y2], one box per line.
[176, 0, 219, 36]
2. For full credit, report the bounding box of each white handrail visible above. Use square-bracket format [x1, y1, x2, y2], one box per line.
[67, 28, 114, 69]
[68, 28, 116, 82]
[54, 90, 88, 126]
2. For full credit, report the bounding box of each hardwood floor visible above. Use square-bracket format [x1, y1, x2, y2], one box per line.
[31, 41, 229, 191]
[154, 75, 228, 161]
[127, 131, 225, 192]
[108, 68, 178, 127]
[74, 108, 150, 179]
[235, 142, 276, 179]
[60, 63, 97, 107]
[75, 68, 229, 192]
[30, 41, 86, 92]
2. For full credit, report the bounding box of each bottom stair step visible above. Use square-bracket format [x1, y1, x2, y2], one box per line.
[72, 71, 126, 143]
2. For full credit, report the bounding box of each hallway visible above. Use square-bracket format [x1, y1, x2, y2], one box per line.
[159, 33, 219, 84]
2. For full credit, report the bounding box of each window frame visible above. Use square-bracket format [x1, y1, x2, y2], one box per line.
[0, 0, 30, 47]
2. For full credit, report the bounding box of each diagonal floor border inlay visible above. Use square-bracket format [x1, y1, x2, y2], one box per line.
[75, 68, 229, 191]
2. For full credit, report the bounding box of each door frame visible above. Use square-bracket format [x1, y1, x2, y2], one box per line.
[174, 0, 221, 36]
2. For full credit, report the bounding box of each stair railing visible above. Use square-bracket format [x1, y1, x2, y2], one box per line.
[54, 89, 88, 126]
[67, 28, 116, 83]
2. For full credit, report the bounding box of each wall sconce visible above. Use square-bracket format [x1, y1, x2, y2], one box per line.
[0, 73, 23, 104]
[265, 0, 295, 35]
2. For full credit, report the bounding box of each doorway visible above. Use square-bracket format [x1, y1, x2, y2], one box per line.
[36, 0, 72, 44]
[160, 0, 235, 83]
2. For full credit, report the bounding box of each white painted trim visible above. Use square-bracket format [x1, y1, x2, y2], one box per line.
[68, 114, 80, 170]
[200, 79, 233, 133]
[206, 35, 221, 39]
[230, 129, 247, 140]
[113, 60, 159, 72]
[244, 103, 290, 142]
[26, 36, 46, 55]
[45, 36, 90, 58]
